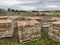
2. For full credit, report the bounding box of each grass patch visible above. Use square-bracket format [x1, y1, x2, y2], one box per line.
[0, 27, 60, 45]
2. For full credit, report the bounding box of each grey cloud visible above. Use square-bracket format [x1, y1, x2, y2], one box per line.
[0, 0, 60, 11]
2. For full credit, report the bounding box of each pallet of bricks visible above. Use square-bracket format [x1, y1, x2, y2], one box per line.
[8, 16, 25, 28]
[48, 21, 60, 42]
[17, 19, 41, 43]
[50, 17, 60, 22]
[0, 19, 14, 38]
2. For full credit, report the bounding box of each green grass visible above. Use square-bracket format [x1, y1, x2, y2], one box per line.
[0, 27, 60, 45]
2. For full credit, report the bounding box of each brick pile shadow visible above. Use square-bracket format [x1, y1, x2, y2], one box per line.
[11, 27, 19, 42]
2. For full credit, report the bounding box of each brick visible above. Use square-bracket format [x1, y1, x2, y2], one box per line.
[0, 19, 14, 38]
[49, 21, 60, 42]
[17, 19, 41, 43]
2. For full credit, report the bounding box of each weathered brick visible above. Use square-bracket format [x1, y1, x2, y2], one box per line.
[0, 19, 14, 38]
[49, 21, 60, 42]
[17, 20, 41, 43]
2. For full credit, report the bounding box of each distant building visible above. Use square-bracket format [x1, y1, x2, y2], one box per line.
[17, 20, 41, 43]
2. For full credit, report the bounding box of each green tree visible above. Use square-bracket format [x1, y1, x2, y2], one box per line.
[11, 9, 15, 12]
[8, 8, 11, 11]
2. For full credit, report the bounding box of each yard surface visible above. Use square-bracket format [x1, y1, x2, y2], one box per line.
[0, 27, 60, 45]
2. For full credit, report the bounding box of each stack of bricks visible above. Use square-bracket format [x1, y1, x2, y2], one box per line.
[50, 17, 60, 22]
[48, 21, 60, 42]
[17, 19, 41, 43]
[0, 19, 14, 38]
[24, 17, 41, 21]
[8, 16, 20, 28]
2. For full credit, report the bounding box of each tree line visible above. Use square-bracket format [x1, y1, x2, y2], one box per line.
[1, 8, 60, 12]
[7, 8, 27, 12]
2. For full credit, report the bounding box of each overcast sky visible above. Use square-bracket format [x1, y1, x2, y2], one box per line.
[0, 0, 60, 11]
